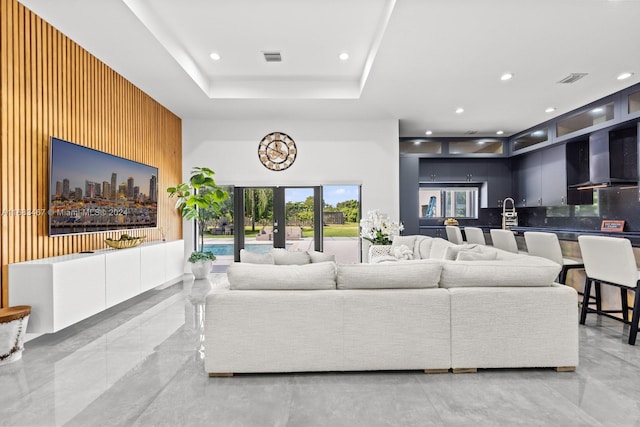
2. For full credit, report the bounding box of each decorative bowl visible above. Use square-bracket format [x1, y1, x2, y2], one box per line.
[105, 236, 145, 249]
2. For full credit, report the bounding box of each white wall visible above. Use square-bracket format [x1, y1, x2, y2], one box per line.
[181, 118, 400, 253]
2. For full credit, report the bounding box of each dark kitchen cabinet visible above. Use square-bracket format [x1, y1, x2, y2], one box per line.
[513, 145, 567, 207]
[483, 159, 512, 208]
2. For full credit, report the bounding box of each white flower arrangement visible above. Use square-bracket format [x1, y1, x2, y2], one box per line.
[359, 210, 404, 245]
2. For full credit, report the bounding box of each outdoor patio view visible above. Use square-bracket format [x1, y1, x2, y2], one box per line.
[202, 185, 361, 265]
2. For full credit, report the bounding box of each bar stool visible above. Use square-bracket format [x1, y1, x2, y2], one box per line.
[489, 229, 519, 254]
[578, 235, 640, 345]
[524, 231, 584, 284]
[464, 227, 486, 245]
[0, 306, 31, 365]
[445, 226, 464, 244]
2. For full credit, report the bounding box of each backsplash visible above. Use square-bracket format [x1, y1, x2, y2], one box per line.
[517, 186, 640, 232]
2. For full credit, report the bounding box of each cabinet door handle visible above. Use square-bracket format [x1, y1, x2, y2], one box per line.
[538, 198, 542, 206]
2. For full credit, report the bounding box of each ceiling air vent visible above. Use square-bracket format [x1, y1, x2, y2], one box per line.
[263, 51, 282, 62]
[557, 73, 588, 84]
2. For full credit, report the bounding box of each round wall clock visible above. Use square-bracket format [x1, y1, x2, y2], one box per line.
[258, 132, 297, 171]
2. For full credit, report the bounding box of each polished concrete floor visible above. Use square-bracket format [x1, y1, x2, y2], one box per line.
[1, 275, 639, 427]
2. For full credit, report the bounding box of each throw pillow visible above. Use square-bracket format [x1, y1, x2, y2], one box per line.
[391, 235, 417, 251]
[443, 244, 480, 261]
[455, 251, 498, 261]
[308, 250, 336, 263]
[228, 261, 336, 290]
[240, 249, 274, 264]
[430, 238, 456, 259]
[392, 244, 414, 260]
[270, 248, 311, 265]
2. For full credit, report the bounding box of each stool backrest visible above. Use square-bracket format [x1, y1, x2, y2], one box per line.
[445, 226, 464, 244]
[524, 231, 563, 265]
[464, 227, 486, 245]
[490, 229, 519, 253]
[578, 235, 638, 288]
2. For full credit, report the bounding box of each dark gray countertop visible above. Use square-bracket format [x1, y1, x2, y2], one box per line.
[418, 225, 640, 246]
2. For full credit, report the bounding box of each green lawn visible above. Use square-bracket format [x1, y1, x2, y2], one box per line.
[204, 223, 359, 239]
[325, 223, 359, 237]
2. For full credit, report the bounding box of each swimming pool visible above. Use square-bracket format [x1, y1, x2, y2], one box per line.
[202, 243, 290, 256]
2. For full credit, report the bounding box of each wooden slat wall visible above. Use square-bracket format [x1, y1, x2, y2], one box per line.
[0, 0, 183, 307]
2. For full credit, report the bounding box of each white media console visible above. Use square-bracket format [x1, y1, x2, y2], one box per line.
[8, 240, 185, 333]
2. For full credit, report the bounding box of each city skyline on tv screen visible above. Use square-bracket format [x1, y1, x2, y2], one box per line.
[49, 137, 158, 236]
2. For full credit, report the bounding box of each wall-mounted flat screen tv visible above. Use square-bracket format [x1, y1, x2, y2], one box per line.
[49, 137, 158, 236]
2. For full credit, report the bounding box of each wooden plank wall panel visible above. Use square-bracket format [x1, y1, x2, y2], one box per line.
[0, 0, 183, 307]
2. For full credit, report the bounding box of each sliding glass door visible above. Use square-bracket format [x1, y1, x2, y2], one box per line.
[199, 185, 360, 263]
[232, 187, 322, 261]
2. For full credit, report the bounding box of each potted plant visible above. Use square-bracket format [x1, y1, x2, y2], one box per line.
[167, 167, 229, 279]
[188, 251, 217, 280]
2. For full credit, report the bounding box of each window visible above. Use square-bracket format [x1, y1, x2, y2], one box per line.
[419, 185, 478, 219]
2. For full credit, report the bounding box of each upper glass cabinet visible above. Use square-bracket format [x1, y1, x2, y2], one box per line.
[629, 90, 640, 114]
[556, 102, 614, 137]
[449, 140, 503, 154]
[512, 128, 548, 152]
[400, 140, 442, 154]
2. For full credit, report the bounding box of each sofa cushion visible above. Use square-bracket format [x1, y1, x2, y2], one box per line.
[240, 249, 274, 264]
[412, 235, 428, 259]
[308, 250, 336, 263]
[456, 251, 498, 261]
[227, 261, 336, 290]
[477, 245, 519, 260]
[438, 255, 561, 288]
[337, 260, 442, 289]
[417, 238, 433, 259]
[270, 248, 311, 265]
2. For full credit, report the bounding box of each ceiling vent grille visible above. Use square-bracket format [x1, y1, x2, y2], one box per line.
[557, 73, 588, 84]
[263, 52, 282, 62]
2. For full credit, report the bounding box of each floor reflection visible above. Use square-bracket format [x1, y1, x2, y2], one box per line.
[183, 277, 212, 362]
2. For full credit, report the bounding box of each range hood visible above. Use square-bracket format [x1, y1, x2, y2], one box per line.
[569, 128, 638, 190]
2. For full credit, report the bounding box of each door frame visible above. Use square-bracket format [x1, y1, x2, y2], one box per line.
[233, 186, 324, 261]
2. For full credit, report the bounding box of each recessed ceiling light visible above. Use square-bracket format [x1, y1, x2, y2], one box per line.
[500, 73, 513, 81]
[425, 130, 433, 135]
[455, 108, 464, 114]
[617, 72, 633, 80]
[209, 52, 221, 61]
[496, 130, 504, 135]
[339, 52, 349, 61]
[545, 107, 556, 113]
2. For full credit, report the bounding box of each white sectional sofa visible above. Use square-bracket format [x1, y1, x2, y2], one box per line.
[204, 237, 579, 376]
